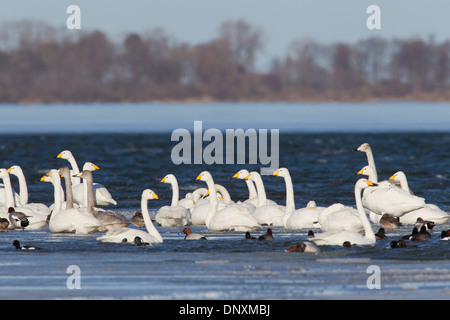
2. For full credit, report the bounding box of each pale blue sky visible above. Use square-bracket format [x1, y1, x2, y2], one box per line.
[1, 0, 450, 69]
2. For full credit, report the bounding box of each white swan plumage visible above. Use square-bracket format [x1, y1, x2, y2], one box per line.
[0, 168, 47, 230]
[310, 179, 377, 246]
[8, 165, 50, 217]
[189, 186, 232, 225]
[356, 165, 425, 217]
[245, 171, 285, 226]
[68, 168, 129, 231]
[196, 171, 260, 232]
[97, 189, 163, 244]
[272, 168, 324, 229]
[45, 169, 101, 234]
[354, 143, 378, 182]
[232, 169, 259, 207]
[317, 203, 365, 233]
[56, 150, 117, 206]
[155, 174, 191, 227]
[389, 171, 450, 224]
[361, 179, 425, 217]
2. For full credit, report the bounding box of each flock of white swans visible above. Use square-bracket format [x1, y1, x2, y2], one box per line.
[1, 143, 449, 252]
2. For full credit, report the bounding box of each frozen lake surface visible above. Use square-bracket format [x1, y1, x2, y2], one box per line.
[0, 102, 449, 300]
[1, 101, 449, 133]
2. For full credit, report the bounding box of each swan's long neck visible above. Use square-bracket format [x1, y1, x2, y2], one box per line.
[365, 148, 378, 182]
[51, 174, 62, 215]
[82, 179, 88, 207]
[84, 175, 95, 214]
[365, 166, 378, 183]
[192, 188, 208, 202]
[14, 168, 29, 205]
[398, 173, 410, 192]
[355, 186, 375, 243]
[1, 173, 15, 208]
[141, 196, 163, 242]
[283, 174, 296, 214]
[68, 156, 81, 185]
[170, 180, 179, 207]
[63, 174, 74, 209]
[205, 177, 218, 227]
[245, 180, 257, 200]
[215, 184, 232, 204]
[252, 174, 267, 207]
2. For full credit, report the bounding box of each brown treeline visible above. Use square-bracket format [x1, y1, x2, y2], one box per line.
[1, 19, 449, 103]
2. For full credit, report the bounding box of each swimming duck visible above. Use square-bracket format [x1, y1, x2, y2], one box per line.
[258, 228, 274, 241]
[375, 228, 387, 240]
[8, 207, 29, 230]
[131, 211, 145, 228]
[410, 226, 431, 242]
[134, 236, 151, 246]
[390, 238, 416, 248]
[307, 230, 315, 239]
[286, 241, 320, 253]
[245, 231, 256, 240]
[12, 240, 41, 250]
[0, 218, 9, 231]
[414, 217, 435, 231]
[181, 227, 207, 240]
[440, 230, 450, 241]
[379, 214, 402, 229]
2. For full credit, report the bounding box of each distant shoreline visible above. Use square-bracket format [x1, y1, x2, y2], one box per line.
[5, 95, 450, 106]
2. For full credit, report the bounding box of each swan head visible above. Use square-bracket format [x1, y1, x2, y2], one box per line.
[272, 167, 289, 178]
[142, 189, 159, 200]
[160, 174, 176, 184]
[58, 167, 71, 179]
[7, 165, 22, 176]
[203, 190, 223, 200]
[41, 169, 59, 183]
[232, 169, 250, 179]
[83, 162, 100, 171]
[389, 171, 406, 181]
[56, 150, 74, 160]
[40, 171, 52, 182]
[195, 171, 212, 182]
[244, 171, 259, 181]
[357, 165, 375, 176]
[355, 178, 378, 191]
[354, 143, 371, 153]
[306, 200, 316, 209]
[73, 170, 93, 182]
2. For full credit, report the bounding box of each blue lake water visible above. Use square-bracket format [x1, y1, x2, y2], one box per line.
[0, 102, 449, 301]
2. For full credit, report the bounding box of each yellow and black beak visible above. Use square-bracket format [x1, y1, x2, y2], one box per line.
[365, 180, 378, 187]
